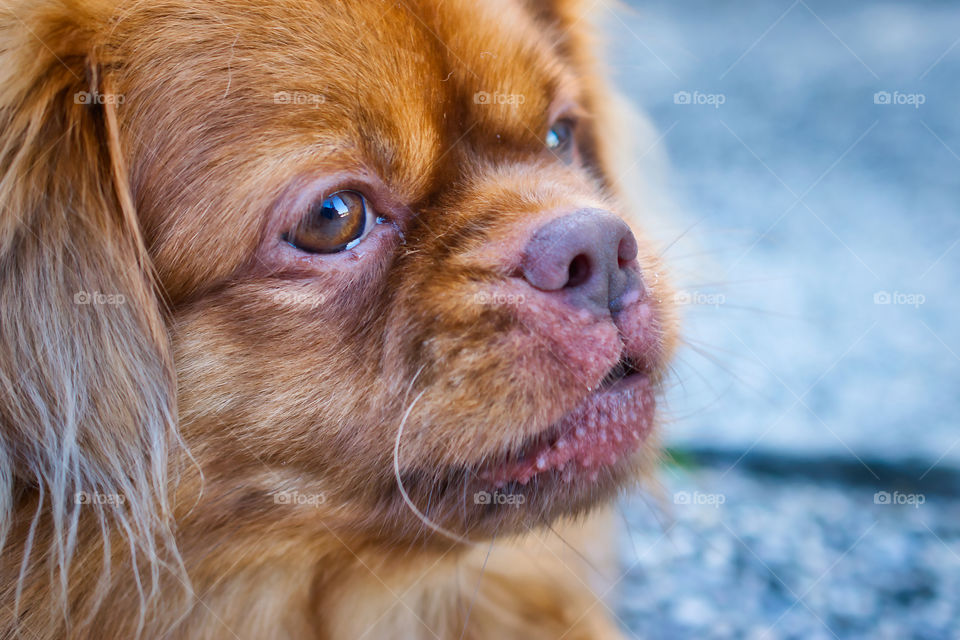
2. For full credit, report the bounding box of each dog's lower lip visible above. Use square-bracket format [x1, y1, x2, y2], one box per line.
[478, 373, 655, 487]
[598, 355, 642, 390]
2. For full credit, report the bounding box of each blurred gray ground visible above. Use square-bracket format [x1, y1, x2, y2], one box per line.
[602, 0, 960, 637]
[607, 0, 960, 467]
[618, 467, 960, 640]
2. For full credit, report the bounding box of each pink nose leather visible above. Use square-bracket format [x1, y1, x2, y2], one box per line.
[521, 209, 639, 314]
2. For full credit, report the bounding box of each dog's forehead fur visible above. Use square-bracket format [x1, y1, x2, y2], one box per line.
[104, 0, 582, 299]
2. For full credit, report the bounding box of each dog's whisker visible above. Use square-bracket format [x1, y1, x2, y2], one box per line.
[661, 381, 738, 424]
[666, 355, 724, 399]
[683, 302, 810, 321]
[678, 274, 799, 290]
[675, 344, 780, 406]
[676, 343, 756, 387]
[680, 337, 765, 364]
[665, 248, 754, 261]
[393, 389, 475, 546]
[458, 531, 497, 640]
[656, 217, 704, 258]
[544, 521, 609, 580]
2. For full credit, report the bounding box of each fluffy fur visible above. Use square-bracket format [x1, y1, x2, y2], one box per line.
[0, 0, 676, 637]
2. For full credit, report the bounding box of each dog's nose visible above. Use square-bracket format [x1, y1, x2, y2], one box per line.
[521, 209, 639, 314]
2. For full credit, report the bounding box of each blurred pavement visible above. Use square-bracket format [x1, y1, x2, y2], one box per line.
[607, 0, 960, 467]
[602, 1, 960, 637]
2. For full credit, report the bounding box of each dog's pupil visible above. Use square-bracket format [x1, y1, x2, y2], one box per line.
[287, 190, 366, 253]
[319, 193, 353, 220]
[310, 192, 364, 242]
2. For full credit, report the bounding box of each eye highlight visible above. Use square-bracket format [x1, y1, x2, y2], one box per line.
[283, 190, 374, 254]
[545, 119, 575, 156]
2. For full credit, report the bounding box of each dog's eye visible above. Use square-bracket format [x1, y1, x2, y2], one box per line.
[284, 190, 373, 254]
[545, 119, 575, 155]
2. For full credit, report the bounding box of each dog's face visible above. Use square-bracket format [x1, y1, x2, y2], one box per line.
[126, 0, 676, 541]
[2, 0, 675, 554]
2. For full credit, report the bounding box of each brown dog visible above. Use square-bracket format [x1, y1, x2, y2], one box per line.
[0, 0, 676, 637]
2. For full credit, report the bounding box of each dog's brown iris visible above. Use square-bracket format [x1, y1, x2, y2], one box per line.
[286, 190, 368, 253]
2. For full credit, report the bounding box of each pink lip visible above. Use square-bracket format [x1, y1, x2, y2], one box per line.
[479, 374, 655, 487]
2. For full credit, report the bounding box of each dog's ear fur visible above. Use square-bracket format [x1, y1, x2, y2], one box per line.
[520, 0, 589, 29]
[0, 0, 184, 627]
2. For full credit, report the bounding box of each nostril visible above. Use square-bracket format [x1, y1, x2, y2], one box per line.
[566, 254, 591, 288]
[521, 209, 639, 312]
[617, 234, 638, 268]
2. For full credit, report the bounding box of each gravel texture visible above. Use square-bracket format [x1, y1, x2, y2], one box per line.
[615, 465, 960, 639]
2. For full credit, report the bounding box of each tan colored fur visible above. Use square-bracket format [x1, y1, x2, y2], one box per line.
[0, 0, 676, 637]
